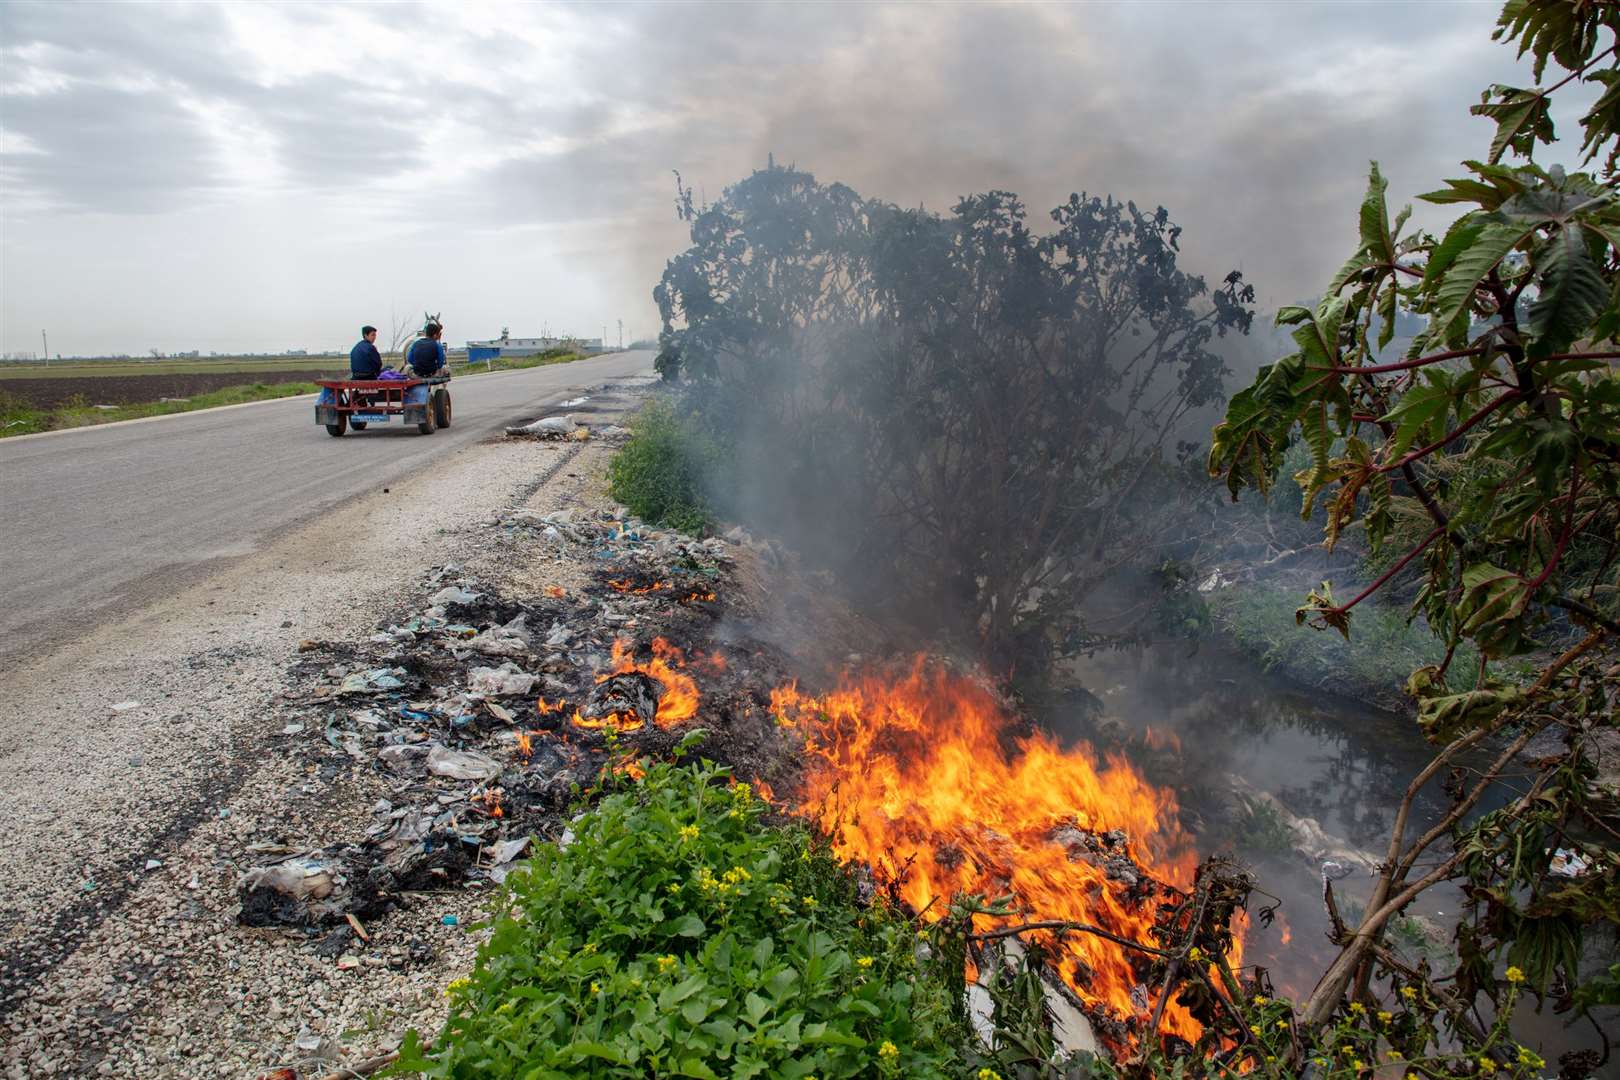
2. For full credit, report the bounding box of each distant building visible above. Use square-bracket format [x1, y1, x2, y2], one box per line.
[465, 332, 607, 363]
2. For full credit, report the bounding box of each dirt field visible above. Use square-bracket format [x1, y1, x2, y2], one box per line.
[0, 369, 342, 409]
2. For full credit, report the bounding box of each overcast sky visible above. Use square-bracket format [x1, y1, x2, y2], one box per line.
[0, 0, 1586, 358]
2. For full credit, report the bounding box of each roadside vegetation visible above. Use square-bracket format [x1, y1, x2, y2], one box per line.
[0, 349, 588, 438]
[607, 399, 722, 533]
[402, 752, 973, 1079]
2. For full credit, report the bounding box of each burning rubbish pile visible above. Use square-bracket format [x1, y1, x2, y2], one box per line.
[237, 509, 792, 932]
[240, 504, 1243, 1057]
[770, 659, 1246, 1051]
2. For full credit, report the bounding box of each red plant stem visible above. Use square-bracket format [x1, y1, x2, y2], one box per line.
[1330, 348, 1620, 378]
[1329, 347, 1482, 375]
[1526, 466, 1582, 592]
[1378, 391, 1523, 473]
[1327, 524, 1447, 617]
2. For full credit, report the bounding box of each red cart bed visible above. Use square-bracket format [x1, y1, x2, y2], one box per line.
[314, 376, 451, 436]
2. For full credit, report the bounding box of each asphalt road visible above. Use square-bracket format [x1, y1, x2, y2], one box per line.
[0, 350, 653, 665]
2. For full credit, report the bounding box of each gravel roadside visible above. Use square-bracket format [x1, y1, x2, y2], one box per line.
[0, 380, 653, 1079]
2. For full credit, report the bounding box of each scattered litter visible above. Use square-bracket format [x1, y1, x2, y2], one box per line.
[110, 700, 143, 713]
[336, 954, 361, 971]
[339, 668, 405, 694]
[281, 723, 305, 736]
[1549, 847, 1591, 878]
[441, 914, 459, 927]
[505, 414, 585, 439]
[144, 859, 162, 871]
[346, 912, 371, 942]
[431, 586, 482, 606]
[426, 744, 501, 782]
[467, 662, 538, 697]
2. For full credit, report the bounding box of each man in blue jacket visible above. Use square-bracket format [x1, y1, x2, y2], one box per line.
[408, 322, 447, 377]
[404, 321, 448, 407]
[350, 325, 383, 379]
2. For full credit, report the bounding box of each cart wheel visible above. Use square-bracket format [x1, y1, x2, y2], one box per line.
[433, 389, 452, 429]
[417, 404, 437, 436]
[325, 413, 348, 437]
[350, 421, 368, 430]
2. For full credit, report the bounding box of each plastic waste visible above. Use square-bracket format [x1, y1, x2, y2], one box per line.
[426, 744, 501, 781]
[467, 662, 538, 696]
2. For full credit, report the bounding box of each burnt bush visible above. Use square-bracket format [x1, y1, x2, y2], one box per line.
[654, 163, 1254, 667]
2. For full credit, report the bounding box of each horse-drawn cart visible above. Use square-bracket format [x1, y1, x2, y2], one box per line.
[314, 376, 451, 436]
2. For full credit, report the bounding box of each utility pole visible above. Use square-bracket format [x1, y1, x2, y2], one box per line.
[617, 319, 623, 350]
[41, 330, 48, 367]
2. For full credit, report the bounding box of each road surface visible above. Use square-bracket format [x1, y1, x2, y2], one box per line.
[0, 350, 652, 665]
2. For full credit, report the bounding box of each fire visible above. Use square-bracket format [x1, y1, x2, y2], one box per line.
[569, 637, 701, 732]
[607, 578, 672, 594]
[772, 658, 1210, 1043]
[469, 787, 505, 819]
[537, 696, 566, 715]
[515, 730, 532, 758]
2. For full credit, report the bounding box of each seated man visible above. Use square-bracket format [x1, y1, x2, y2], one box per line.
[350, 325, 383, 379]
[404, 321, 448, 405]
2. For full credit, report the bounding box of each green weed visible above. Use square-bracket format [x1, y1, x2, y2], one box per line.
[396, 756, 965, 1078]
[608, 399, 723, 534]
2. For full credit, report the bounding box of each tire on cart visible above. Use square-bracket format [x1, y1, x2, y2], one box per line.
[417, 400, 437, 436]
[432, 388, 452, 429]
[325, 412, 347, 437]
[350, 421, 368, 430]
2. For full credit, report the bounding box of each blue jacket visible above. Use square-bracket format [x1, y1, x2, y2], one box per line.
[408, 338, 446, 377]
[349, 339, 382, 379]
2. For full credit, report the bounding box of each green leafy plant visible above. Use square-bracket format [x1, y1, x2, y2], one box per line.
[1206, 0, 1619, 1061]
[395, 758, 966, 1078]
[608, 399, 723, 534]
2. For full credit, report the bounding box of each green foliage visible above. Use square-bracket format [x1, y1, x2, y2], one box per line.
[608, 400, 723, 534]
[1204, 0, 1620, 1056]
[396, 758, 966, 1079]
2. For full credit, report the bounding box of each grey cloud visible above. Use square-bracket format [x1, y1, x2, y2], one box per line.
[0, 84, 225, 213]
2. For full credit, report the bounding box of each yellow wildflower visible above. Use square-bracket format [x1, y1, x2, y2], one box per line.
[657, 954, 677, 972]
[1187, 946, 1204, 961]
[878, 1041, 898, 1059]
[679, 825, 699, 842]
[802, 896, 818, 909]
[1504, 965, 1525, 984]
[857, 956, 875, 969]
[443, 977, 470, 997]
[1275, 1018, 1288, 1029]
[1251, 995, 1268, 1006]
[1401, 986, 1418, 1001]
[1377, 1010, 1393, 1023]
[1516, 1046, 1544, 1068]
[977, 1070, 1003, 1080]
[1479, 1058, 1496, 1073]
[733, 782, 753, 801]
[1350, 1061, 1363, 1072]
[589, 981, 600, 994]
[1249, 1024, 1263, 1037]
[1349, 1001, 1365, 1015]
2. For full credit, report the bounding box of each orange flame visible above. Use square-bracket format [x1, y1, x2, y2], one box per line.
[469, 787, 505, 819]
[569, 637, 701, 732]
[537, 696, 566, 715]
[607, 578, 671, 594]
[516, 731, 533, 758]
[772, 658, 1209, 1043]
